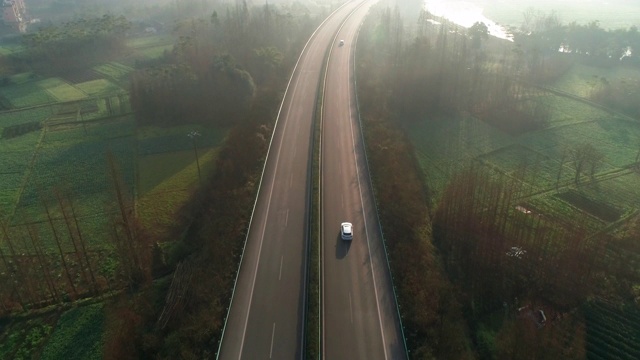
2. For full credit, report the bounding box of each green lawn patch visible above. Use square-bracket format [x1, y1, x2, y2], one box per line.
[40, 304, 105, 360]
[8, 72, 39, 85]
[38, 78, 88, 102]
[0, 43, 24, 55]
[76, 79, 124, 97]
[93, 62, 134, 82]
[0, 107, 51, 131]
[556, 190, 623, 222]
[126, 34, 173, 49]
[137, 125, 228, 155]
[136, 44, 174, 59]
[0, 81, 55, 108]
[554, 63, 640, 98]
[136, 125, 227, 239]
[138, 148, 218, 238]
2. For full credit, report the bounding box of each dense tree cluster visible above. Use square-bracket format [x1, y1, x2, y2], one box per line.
[372, 7, 551, 134]
[20, 14, 130, 71]
[103, 3, 320, 358]
[516, 9, 640, 65]
[129, 1, 315, 127]
[130, 58, 255, 126]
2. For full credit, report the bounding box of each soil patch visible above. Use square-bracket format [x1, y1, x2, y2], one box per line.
[555, 190, 622, 222]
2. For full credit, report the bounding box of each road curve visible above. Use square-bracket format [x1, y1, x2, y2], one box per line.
[321, 1, 407, 359]
[217, 2, 363, 359]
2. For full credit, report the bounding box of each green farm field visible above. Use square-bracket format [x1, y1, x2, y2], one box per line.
[0, 52, 225, 254]
[126, 34, 174, 60]
[0, 303, 107, 360]
[410, 78, 640, 231]
[39, 304, 105, 360]
[138, 147, 220, 239]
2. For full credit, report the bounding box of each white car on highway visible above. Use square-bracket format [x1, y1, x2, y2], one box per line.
[341, 222, 353, 241]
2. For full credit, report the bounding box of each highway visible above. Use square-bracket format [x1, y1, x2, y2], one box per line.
[217, 2, 366, 359]
[320, 1, 407, 359]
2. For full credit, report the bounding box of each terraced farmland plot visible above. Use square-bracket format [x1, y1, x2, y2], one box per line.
[478, 145, 573, 191]
[524, 195, 607, 234]
[0, 107, 51, 132]
[0, 131, 43, 215]
[38, 78, 88, 102]
[93, 62, 133, 82]
[410, 115, 513, 169]
[544, 95, 613, 128]
[9, 119, 135, 251]
[583, 301, 640, 360]
[76, 79, 124, 97]
[0, 81, 55, 108]
[572, 173, 640, 215]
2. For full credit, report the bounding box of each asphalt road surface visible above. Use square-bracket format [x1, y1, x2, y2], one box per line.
[321, 2, 407, 359]
[217, 2, 366, 359]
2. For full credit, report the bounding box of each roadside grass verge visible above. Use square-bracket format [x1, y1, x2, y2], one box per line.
[137, 147, 219, 239]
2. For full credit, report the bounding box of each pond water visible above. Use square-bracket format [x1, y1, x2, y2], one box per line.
[424, 0, 640, 34]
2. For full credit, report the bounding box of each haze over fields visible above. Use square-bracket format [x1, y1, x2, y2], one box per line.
[424, 0, 640, 38]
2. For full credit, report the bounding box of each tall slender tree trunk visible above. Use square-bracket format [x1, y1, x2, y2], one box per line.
[68, 194, 98, 294]
[55, 190, 90, 291]
[43, 200, 77, 299]
[28, 226, 59, 303]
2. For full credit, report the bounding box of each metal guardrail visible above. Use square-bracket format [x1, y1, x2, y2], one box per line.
[350, 9, 411, 359]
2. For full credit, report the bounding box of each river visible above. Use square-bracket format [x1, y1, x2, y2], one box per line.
[423, 0, 512, 40]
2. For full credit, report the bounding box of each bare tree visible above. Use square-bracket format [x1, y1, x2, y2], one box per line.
[570, 143, 603, 185]
[43, 199, 78, 299]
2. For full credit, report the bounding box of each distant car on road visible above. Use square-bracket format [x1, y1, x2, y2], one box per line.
[341, 222, 353, 241]
[338, 39, 344, 47]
